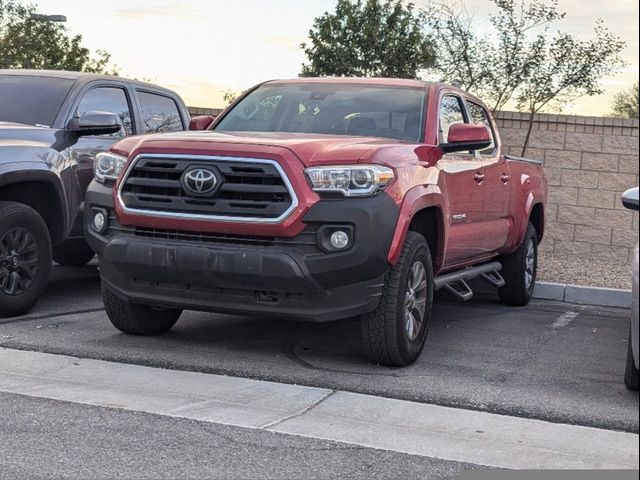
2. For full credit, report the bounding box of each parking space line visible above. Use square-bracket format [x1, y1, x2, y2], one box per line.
[0, 307, 105, 326]
[551, 311, 580, 330]
[0, 347, 637, 470]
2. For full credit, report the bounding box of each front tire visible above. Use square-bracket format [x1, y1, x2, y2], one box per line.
[0, 201, 52, 317]
[103, 285, 182, 335]
[624, 328, 639, 391]
[360, 231, 434, 367]
[498, 223, 538, 306]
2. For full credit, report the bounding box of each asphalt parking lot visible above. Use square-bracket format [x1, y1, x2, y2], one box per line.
[1, 262, 637, 434]
[0, 263, 638, 478]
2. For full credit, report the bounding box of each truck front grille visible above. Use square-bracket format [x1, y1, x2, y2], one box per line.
[119, 155, 297, 222]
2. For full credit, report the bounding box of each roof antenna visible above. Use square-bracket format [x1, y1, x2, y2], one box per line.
[451, 79, 464, 88]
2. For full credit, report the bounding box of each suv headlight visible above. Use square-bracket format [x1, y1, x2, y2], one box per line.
[94, 152, 127, 184]
[305, 165, 394, 197]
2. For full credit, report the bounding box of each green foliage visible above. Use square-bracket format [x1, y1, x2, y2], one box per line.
[427, 0, 626, 155]
[516, 21, 626, 115]
[222, 89, 240, 106]
[610, 82, 639, 119]
[0, 0, 119, 74]
[301, 0, 435, 78]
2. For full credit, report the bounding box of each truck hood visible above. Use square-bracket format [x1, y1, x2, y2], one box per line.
[113, 130, 413, 166]
[0, 121, 60, 148]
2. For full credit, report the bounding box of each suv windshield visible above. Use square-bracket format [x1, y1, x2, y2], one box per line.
[214, 83, 426, 142]
[0, 75, 74, 127]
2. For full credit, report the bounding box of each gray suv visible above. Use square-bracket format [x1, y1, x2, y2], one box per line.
[0, 70, 191, 317]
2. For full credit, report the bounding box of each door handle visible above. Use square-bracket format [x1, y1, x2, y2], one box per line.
[500, 173, 510, 183]
[473, 172, 486, 183]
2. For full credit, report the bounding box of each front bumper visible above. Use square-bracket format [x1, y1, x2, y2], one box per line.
[85, 181, 399, 322]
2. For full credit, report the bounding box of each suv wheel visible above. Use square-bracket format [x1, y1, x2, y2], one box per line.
[360, 231, 434, 367]
[0, 201, 52, 317]
[498, 223, 538, 306]
[103, 285, 182, 335]
[53, 238, 95, 266]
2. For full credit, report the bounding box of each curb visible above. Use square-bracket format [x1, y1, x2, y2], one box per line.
[533, 282, 631, 309]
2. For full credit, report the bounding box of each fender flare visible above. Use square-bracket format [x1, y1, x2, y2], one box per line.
[508, 175, 546, 251]
[387, 184, 447, 267]
[0, 163, 70, 243]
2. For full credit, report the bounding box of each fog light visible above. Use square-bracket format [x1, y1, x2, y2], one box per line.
[92, 210, 107, 234]
[330, 230, 349, 250]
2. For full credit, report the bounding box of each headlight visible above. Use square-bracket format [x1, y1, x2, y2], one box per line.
[94, 152, 127, 184]
[305, 165, 394, 197]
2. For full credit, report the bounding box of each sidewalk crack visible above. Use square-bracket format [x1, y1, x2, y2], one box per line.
[259, 390, 335, 430]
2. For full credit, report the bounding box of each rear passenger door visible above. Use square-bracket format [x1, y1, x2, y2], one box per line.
[135, 90, 185, 134]
[438, 94, 488, 266]
[464, 100, 511, 254]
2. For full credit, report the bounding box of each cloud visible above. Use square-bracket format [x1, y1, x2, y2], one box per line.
[263, 35, 308, 49]
[116, 2, 199, 18]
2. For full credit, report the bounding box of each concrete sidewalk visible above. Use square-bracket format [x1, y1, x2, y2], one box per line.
[1, 348, 637, 470]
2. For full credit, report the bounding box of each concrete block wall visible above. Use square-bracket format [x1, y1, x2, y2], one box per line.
[187, 106, 639, 264]
[495, 111, 639, 264]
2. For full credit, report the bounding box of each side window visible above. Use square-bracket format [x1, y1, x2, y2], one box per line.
[439, 95, 465, 144]
[466, 101, 496, 154]
[77, 87, 133, 137]
[137, 91, 183, 134]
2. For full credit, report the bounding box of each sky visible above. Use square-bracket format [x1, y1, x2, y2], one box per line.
[32, 0, 639, 116]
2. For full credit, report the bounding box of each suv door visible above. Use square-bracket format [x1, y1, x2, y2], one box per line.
[464, 99, 511, 254]
[135, 90, 185, 134]
[438, 94, 487, 266]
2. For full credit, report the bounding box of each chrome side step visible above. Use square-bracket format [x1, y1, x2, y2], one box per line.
[481, 270, 506, 288]
[434, 261, 503, 302]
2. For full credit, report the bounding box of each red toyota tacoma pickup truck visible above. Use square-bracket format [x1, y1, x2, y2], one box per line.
[84, 78, 547, 366]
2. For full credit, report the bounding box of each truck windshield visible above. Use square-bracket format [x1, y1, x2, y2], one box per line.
[0, 75, 74, 127]
[214, 83, 426, 142]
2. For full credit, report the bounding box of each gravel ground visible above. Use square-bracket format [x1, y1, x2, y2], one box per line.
[538, 254, 632, 290]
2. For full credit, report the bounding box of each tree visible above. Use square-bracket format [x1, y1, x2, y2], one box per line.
[301, 0, 435, 78]
[610, 82, 639, 119]
[0, 0, 119, 74]
[516, 21, 625, 154]
[427, 0, 625, 155]
[222, 89, 240, 106]
[428, 0, 564, 114]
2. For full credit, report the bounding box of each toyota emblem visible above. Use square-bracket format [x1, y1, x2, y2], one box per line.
[182, 167, 218, 195]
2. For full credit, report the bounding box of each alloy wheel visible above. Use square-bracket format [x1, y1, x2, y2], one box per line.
[524, 238, 536, 291]
[404, 260, 428, 341]
[0, 227, 38, 296]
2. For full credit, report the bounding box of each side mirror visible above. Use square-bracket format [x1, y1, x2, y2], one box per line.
[189, 115, 215, 131]
[440, 123, 492, 154]
[69, 111, 122, 136]
[621, 187, 639, 211]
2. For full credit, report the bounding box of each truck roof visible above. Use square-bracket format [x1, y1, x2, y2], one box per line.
[261, 77, 481, 103]
[264, 77, 432, 88]
[0, 69, 175, 94]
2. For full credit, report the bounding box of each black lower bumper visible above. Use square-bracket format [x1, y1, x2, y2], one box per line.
[85, 181, 399, 322]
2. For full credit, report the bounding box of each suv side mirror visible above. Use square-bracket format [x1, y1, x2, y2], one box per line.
[69, 111, 122, 136]
[440, 123, 492, 153]
[189, 115, 215, 131]
[621, 187, 640, 211]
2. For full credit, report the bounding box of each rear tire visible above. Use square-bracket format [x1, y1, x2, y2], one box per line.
[0, 201, 52, 317]
[53, 238, 95, 266]
[624, 328, 639, 391]
[498, 223, 537, 306]
[102, 284, 182, 335]
[360, 231, 434, 367]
